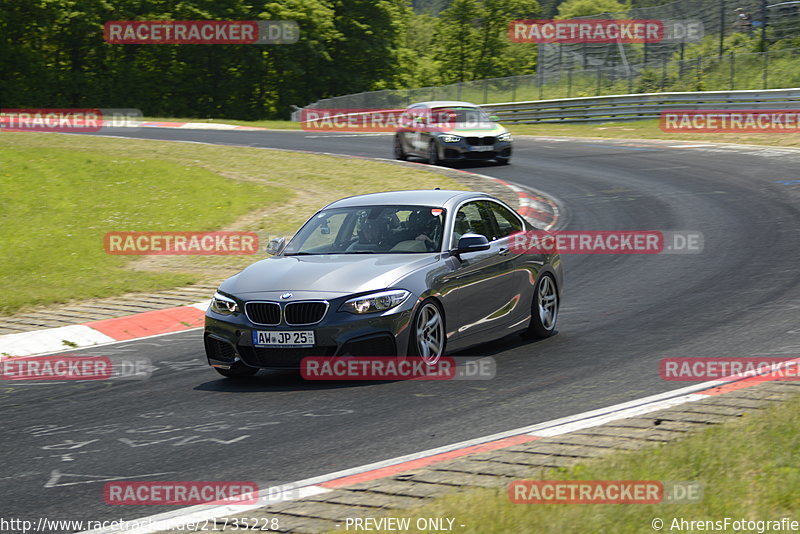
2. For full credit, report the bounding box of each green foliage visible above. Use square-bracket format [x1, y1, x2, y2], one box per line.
[433, 0, 539, 83]
[0, 0, 408, 118]
[556, 0, 630, 19]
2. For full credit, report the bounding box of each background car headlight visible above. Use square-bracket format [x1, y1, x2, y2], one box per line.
[341, 290, 411, 314]
[497, 132, 512, 142]
[210, 292, 239, 314]
[439, 135, 462, 143]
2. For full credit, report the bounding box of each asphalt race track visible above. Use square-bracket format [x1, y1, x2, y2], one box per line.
[3, 128, 800, 529]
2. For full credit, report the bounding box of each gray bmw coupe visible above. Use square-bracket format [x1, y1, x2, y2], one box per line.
[204, 189, 563, 377]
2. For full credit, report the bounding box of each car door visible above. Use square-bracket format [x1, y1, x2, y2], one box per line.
[483, 200, 539, 329]
[443, 200, 515, 343]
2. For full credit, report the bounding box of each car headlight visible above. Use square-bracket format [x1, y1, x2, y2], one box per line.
[497, 132, 512, 142]
[210, 292, 240, 315]
[439, 135, 462, 143]
[340, 290, 411, 314]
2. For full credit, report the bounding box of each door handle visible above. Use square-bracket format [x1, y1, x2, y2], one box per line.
[498, 247, 510, 256]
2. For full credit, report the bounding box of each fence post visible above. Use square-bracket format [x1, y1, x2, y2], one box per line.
[567, 68, 572, 98]
[483, 80, 489, 103]
[763, 49, 769, 89]
[457, 82, 462, 100]
[718, 0, 725, 58]
[596, 67, 602, 95]
[661, 57, 667, 90]
[696, 56, 702, 90]
[511, 77, 517, 102]
[730, 52, 735, 90]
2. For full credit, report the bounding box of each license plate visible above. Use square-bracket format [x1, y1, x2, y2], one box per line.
[252, 330, 315, 347]
[471, 145, 493, 151]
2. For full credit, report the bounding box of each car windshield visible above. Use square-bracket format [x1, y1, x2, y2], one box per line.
[430, 106, 491, 125]
[283, 205, 446, 255]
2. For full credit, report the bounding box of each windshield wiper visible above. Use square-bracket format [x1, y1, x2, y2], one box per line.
[343, 251, 376, 254]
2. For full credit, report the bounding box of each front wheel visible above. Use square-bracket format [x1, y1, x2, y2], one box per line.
[214, 361, 258, 378]
[428, 140, 441, 166]
[525, 273, 559, 338]
[408, 299, 446, 365]
[394, 135, 407, 160]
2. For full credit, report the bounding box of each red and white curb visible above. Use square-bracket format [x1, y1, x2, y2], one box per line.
[139, 121, 267, 131]
[0, 301, 209, 357]
[82, 360, 800, 533]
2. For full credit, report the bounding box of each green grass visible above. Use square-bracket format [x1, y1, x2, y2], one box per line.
[363, 391, 800, 534]
[0, 143, 284, 315]
[0, 133, 462, 315]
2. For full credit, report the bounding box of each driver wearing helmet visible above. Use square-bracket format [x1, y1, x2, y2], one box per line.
[404, 209, 437, 250]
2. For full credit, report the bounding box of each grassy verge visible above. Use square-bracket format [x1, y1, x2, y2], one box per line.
[366, 391, 800, 534]
[508, 120, 800, 148]
[0, 133, 462, 315]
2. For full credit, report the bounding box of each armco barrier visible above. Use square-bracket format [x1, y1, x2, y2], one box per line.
[479, 88, 800, 124]
[293, 88, 800, 124]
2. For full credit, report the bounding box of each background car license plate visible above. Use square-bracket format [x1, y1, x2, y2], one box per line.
[253, 330, 315, 347]
[471, 145, 493, 151]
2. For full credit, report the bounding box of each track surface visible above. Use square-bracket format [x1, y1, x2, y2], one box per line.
[3, 129, 800, 529]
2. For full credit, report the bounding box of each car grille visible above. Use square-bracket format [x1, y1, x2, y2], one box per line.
[204, 335, 237, 362]
[285, 301, 327, 325]
[466, 136, 496, 146]
[245, 302, 281, 325]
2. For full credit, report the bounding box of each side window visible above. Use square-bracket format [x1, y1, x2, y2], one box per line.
[452, 201, 494, 246]
[486, 201, 524, 239]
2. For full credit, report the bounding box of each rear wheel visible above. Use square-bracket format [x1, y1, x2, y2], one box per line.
[409, 299, 446, 365]
[214, 361, 258, 378]
[525, 273, 559, 338]
[394, 135, 407, 160]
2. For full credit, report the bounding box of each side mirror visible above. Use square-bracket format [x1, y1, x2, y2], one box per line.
[456, 233, 490, 254]
[266, 237, 286, 255]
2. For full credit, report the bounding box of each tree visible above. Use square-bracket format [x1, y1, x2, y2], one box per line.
[434, 0, 481, 83]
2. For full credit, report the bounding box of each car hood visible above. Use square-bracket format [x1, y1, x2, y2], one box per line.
[439, 123, 507, 136]
[220, 254, 439, 297]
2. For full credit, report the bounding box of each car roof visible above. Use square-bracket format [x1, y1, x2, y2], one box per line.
[407, 101, 481, 109]
[323, 189, 488, 209]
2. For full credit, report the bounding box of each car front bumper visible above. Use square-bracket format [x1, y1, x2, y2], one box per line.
[439, 141, 512, 161]
[204, 295, 417, 370]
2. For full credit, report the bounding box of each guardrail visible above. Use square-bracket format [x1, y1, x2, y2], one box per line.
[479, 88, 800, 123]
